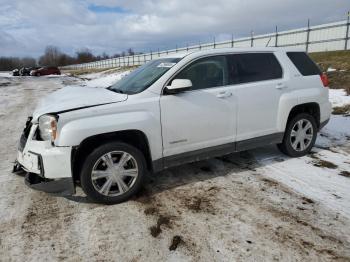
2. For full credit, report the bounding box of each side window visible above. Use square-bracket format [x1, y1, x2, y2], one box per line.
[287, 52, 321, 76]
[227, 53, 283, 84]
[174, 56, 228, 90]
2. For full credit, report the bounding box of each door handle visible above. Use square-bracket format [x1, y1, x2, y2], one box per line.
[217, 91, 232, 98]
[276, 83, 287, 90]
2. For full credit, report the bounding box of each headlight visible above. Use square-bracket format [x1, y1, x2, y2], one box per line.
[38, 115, 58, 141]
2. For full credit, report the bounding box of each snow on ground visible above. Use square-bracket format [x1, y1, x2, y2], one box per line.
[329, 88, 350, 107]
[80, 69, 131, 88]
[0, 71, 12, 77]
[253, 88, 350, 219]
[1, 72, 350, 261]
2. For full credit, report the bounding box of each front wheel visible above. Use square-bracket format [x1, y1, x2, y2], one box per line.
[80, 142, 147, 204]
[278, 113, 317, 157]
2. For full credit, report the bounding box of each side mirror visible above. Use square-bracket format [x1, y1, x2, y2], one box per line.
[165, 79, 192, 94]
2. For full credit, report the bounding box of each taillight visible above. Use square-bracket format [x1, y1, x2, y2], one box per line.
[320, 73, 329, 88]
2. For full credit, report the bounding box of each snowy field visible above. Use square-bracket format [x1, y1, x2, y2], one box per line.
[0, 70, 350, 261]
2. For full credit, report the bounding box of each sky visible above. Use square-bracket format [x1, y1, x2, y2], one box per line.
[0, 0, 350, 58]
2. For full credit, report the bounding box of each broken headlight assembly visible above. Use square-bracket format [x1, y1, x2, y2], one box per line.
[38, 115, 58, 141]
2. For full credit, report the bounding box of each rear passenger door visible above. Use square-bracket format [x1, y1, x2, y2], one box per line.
[228, 53, 286, 142]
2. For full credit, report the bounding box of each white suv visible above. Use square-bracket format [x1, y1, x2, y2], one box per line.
[15, 48, 331, 204]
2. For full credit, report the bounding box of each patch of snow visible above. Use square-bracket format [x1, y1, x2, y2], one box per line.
[327, 67, 337, 72]
[254, 144, 350, 219]
[81, 70, 131, 88]
[0, 71, 13, 77]
[329, 89, 350, 107]
[316, 115, 350, 148]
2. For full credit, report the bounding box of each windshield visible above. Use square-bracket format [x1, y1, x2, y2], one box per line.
[109, 58, 181, 94]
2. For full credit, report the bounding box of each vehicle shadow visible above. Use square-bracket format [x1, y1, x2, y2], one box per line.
[135, 146, 288, 199]
[64, 145, 292, 204]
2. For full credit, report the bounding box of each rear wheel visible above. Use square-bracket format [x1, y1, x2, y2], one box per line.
[278, 113, 317, 157]
[80, 142, 146, 204]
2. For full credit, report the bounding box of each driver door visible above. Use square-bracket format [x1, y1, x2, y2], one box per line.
[160, 55, 237, 158]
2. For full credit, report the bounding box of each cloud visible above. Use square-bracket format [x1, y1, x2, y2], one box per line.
[1, 0, 350, 58]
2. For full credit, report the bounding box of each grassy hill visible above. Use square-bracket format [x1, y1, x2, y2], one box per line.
[310, 50, 350, 95]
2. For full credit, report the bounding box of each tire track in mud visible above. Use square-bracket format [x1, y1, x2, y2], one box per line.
[132, 153, 350, 261]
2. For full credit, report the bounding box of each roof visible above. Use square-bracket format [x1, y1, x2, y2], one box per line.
[160, 47, 305, 59]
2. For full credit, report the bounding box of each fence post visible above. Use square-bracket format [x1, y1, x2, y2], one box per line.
[213, 37, 216, 49]
[199, 41, 201, 50]
[150, 50, 153, 60]
[306, 19, 311, 52]
[176, 44, 178, 53]
[158, 48, 160, 57]
[186, 43, 189, 52]
[345, 11, 350, 50]
[231, 34, 234, 47]
[275, 26, 278, 47]
[250, 31, 254, 47]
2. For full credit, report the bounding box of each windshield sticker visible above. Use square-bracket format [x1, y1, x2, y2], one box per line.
[157, 62, 176, 68]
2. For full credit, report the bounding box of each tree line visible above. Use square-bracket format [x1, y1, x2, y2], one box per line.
[0, 46, 136, 71]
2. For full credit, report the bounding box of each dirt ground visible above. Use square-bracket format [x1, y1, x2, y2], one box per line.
[0, 75, 350, 262]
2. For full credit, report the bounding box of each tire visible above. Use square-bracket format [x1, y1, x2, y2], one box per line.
[80, 142, 147, 204]
[278, 113, 317, 157]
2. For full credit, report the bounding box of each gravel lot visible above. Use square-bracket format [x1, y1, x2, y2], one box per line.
[0, 74, 350, 261]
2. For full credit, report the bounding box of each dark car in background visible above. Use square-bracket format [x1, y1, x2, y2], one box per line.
[30, 66, 61, 76]
[12, 69, 19, 76]
[19, 67, 40, 76]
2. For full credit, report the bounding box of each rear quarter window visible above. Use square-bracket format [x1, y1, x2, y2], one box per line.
[287, 52, 321, 76]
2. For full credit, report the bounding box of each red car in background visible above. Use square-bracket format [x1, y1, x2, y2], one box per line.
[30, 66, 61, 76]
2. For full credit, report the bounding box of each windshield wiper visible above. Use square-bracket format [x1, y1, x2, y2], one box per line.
[106, 86, 124, 94]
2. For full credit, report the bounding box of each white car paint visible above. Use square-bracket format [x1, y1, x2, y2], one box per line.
[17, 47, 332, 184]
[33, 86, 127, 120]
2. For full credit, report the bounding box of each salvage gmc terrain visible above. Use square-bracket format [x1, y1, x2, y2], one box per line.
[14, 48, 331, 204]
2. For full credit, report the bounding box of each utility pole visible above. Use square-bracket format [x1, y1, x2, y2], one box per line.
[250, 31, 254, 47]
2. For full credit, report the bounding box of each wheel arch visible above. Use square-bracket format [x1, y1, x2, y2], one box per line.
[286, 102, 321, 129]
[71, 129, 153, 183]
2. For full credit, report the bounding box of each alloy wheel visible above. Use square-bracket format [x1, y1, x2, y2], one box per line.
[290, 119, 314, 152]
[91, 151, 139, 197]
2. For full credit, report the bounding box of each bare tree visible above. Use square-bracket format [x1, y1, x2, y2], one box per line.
[39, 46, 61, 66]
[0, 56, 37, 71]
[76, 48, 95, 63]
[127, 48, 135, 56]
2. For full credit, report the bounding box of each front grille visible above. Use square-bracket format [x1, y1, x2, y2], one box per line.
[18, 117, 33, 152]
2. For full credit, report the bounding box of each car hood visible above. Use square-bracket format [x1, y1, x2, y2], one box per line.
[32, 86, 127, 121]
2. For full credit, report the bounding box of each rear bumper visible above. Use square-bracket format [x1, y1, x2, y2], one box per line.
[319, 118, 330, 130]
[25, 173, 75, 196]
[320, 101, 332, 124]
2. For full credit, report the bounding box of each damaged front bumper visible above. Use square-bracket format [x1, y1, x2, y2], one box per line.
[15, 118, 75, 196]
